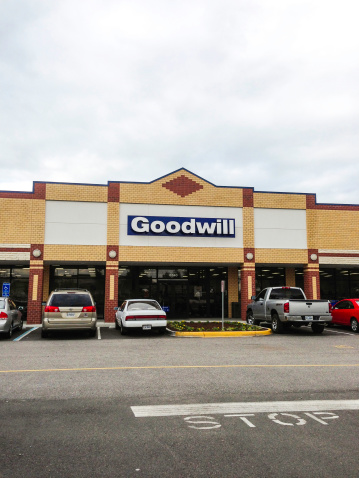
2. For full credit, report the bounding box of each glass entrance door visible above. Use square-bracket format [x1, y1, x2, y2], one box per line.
[158, 281, 188, 319]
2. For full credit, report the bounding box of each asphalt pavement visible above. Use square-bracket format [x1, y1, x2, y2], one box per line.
[0, 324, 358, 477]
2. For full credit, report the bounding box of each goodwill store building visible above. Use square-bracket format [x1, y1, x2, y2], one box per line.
[1, 168, 359, 324]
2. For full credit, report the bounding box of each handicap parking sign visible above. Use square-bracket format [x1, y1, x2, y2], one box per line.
[2, 282, 10, 297]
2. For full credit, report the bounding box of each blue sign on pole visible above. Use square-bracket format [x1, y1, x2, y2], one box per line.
[2, 282, 10, 297]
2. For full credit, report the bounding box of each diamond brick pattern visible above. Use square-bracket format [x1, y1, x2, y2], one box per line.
[162, 175, 203, 197]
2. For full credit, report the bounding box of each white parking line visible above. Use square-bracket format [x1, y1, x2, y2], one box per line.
[13, 327, 40, 342]
[131, 399, 359, 417]
[97, 327, 101, 339]
[325, 329, 355, 336]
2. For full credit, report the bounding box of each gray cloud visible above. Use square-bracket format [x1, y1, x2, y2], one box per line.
[1, 0, 358, 203]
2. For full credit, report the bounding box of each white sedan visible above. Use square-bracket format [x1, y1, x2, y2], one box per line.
[114, 299, 167, 335]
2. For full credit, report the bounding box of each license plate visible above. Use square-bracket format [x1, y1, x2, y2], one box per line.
[305, 316, 313, 320]
[67, 313, 75, 317]
[142, 325, 151, 330]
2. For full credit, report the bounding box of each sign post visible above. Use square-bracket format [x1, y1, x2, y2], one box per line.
[2, 282, 10, 297]
[221, 280, 225, 330]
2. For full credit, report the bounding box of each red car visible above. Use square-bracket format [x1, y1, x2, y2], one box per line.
[331, 299, 359, 332]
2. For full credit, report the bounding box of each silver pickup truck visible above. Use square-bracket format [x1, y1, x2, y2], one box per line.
[246, 286, 332, 334]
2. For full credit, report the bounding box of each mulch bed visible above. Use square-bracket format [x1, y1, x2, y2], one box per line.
[167, 321, 261, 332]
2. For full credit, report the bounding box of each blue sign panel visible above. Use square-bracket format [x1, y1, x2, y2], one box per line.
[2, 282, 10, 297]
[128, 216, 235, 238]
[162, 306, 170, 312]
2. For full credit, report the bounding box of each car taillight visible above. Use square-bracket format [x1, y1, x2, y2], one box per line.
[329, 303, 332, 313]
[82, 306, 96, 312]
[44, 306, 60, 312]
[0, 311, 8, 319]
[125, 315, 166, 321]
[283, 302, 289, 313]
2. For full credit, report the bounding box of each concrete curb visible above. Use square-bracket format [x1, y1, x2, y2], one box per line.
[171, 327, 272, 337]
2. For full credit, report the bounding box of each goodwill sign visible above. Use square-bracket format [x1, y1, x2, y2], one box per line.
[128, 216, 236, 238]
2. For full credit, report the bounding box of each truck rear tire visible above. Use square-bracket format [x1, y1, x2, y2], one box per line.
[271, 313, 283, 334]
[311, 323, 324, 334]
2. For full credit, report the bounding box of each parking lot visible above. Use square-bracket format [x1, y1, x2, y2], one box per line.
[1, 322, 358, 478]
[2, 320, 358, 342]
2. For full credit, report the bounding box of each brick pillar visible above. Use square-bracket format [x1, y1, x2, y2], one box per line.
[303, 265, 320, 299]
[304, 249, 320, 299]
[42, 264, 50, 302]
[285, 268, 296, 287]
[240, 263, 256, 320]
[27, 259, 44, 325]
[104, 246, 119, 322]
[227, 267, 239, 318]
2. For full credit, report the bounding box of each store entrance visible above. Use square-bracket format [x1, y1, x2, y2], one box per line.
[158, 280, 188, 318]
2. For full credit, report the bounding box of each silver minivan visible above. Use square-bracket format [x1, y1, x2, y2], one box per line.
[42, 289, 97, 338]
[0, 297, 23, 338]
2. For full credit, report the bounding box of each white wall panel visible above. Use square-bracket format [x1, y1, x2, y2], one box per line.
[254, 208, 307, 249]
[45, 201, 107, 245]
[119, 204, 243, 248]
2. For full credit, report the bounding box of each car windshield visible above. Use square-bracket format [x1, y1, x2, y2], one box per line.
[0, 299, 5, 309]
[269, 288, 305, 300]
[50, 294, 92, 307]
[127, 301, 161, 311]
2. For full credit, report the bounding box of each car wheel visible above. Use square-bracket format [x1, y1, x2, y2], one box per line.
[271, 313, 283, 334]
[350, 318, 359, 333]
[246, 310, 259, 326]
[41, 328, 48, 338]
[6, 323, 13, 339]
[120, 322, 127, 335]
[115, 319, 120, 330]
[311, 323, 324, 334]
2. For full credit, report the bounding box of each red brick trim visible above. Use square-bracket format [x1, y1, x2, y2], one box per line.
[306, 194, 359, 211]
[240, 266, 256, 319]
[31, 244, 44, 257]
[0, 247, 30, 252]
[107, 245, 119, 259]
[27, 266, 44, 324]
[108, 183, 120, 202]
[319, 252, 359, 257]
[33, 183, 46, 199]
[0, 182, 46, 200]
[243, 188, 254, 207]
[308, 249, 319, 264]
[162, 175, 203, 197]
[244, 247, 255, 263]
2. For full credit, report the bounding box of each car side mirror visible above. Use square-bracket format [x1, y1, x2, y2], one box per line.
[18, 306, 23, 310]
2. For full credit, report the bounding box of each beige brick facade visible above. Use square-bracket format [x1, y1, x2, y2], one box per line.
[0, 169, 358, 323]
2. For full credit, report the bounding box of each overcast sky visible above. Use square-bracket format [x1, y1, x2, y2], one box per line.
[1, 0, 358, 204]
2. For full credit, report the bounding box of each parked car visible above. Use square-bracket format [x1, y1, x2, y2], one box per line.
[115, 299, 167, 335]
[42, 289, 97, 338]
[0, 297, 23, 338]
[330, 299, 359, 332]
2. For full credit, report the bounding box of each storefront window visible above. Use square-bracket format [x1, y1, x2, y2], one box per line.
[50, 266, 105, 319]
[117, 266, 228, 319]
[320, 268, 359, 300]
[255, 267, 285, 292]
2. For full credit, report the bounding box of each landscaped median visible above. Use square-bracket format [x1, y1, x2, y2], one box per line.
[167, 321, 272, 337]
